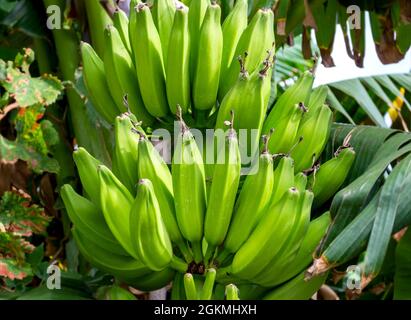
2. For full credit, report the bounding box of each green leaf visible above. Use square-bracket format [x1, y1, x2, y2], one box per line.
[16, 285, 91, 300]
[1, 65, 63, 107]
[0, 135, 59, 173]
[329, 79, 387, 127]
[326, 89, 355, 125]
[363, 153, 411, 279]
[394, 229, 411, 300]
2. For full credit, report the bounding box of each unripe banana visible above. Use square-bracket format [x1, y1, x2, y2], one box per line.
[137, 134, 191, 261]
[253, 190, 313, 287]
[104, 28, 127, 112]
[231, 187, 300, 280]
[130, 179, 173, 271]
[80, 42, 119, 123]
[218, 8, 274, 100]
[271, 156, 295, 205]
[266, 103, 307, 155]
[96, 285, 137, 300]
[128, 267, 175, 292]
[112, 8, 132, 55]
[295, 172, 308, 192]
[307, 85, 329, 115]
[262, 71, 314, 136]
[73, 147, 102, 206]
[201, 268, 217, 300]
[184, 273, 198, 300]
[262, 270, 328, 300]
[219, 0, 248, 92]
[291, 104, 333, 172]
[112, 114, 140, 194]
[130, 3, 168, 117]
[151, 0, 176, 62]
[104, 25, 154, 125]
[98, 165, 136, 258]
[225, 284, 240, 300]
[266, 211, 332, 287]
[222, 139, 274, 256]
[61, 184, 128, 256]
[204, 117, 241, 251]
[72, 227, 151, 280]
[192, 2, 223, 111]
[216, 56, 273, 159]
[166, 3, 191, 114]
[188, 0, 210, 78]
[309, 146, 356, 208]
[172, 112, 207, 262]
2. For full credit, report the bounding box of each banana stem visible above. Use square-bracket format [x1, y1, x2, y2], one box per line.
[177, 241, 194, 263]
[170, 255, 189, 273]
[191, 241, 203, 263]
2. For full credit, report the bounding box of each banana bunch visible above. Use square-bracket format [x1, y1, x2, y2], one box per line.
[81, 0, 274, 128]
[67, 0, 360, 300]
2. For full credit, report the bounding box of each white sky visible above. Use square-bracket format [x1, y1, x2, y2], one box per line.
[313, 13, 411, 87]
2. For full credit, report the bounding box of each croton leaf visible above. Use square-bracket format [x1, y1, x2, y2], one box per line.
[0, 136, 59, 173]
[0, 192, 49, 282]
[0, 257, 31, 281]
[0, 48, 63, 108]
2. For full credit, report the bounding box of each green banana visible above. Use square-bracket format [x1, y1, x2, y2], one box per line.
[188, 0, 210, 78]
[266, 103, 307, 155]
[104, 25, 154, 125]
[294, 172, 308, 192]
[291, 104, 333, 172]
[80, 42, 119, 123]
[72, 227, 151, 281]
[204, 116, 241, 252]
[128, 267, 175, 292]
[184, 273, 198, 300]
[73, 147, 101, 207]
[219, 0, 248, 93]
[201, 268, 217, 300]
[137, 134, 191, 261]
[262, 270, 328, 300]
[112, 114, 140, 194]
[307, 85, 329, 115]
[103, 26, 127, 113]
[309, 146, 356, 208]
[151, 0, 176, 62]
[112, 8, 132, 55]
[166, 3, 191, 114]
[61, 184, 128, 256]
[130, 179, 173, 271]
[231, 187, 300, 280]
[252, 190, 313, 287]
[218, 8, 274, 100]
[130, 3, 168, 117]
[262, 71, 314, 137]
[215, 55, 273, 159]
[172, 112, 207, 262]
[222, 138, 274, 257]
[271, 156, 295, 205]
[98, 165, 136, 258]
[225, 284, 240, 300]
[192, 2, 223, 111]
[96, 285, 137, 300]
[267, 211, 332, 287]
